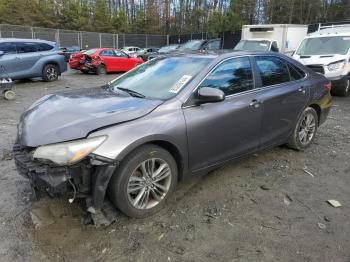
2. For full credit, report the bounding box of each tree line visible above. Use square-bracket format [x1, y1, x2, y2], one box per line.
[0, 0, 349, 36]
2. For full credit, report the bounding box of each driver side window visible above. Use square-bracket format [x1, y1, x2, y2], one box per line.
[198, 57, 254, 96]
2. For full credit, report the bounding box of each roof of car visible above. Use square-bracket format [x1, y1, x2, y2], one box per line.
[0, 38, 56, 45]
[163, 50, 285, 59]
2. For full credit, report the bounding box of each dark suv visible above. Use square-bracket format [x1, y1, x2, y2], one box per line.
[0, 39, 67, 82]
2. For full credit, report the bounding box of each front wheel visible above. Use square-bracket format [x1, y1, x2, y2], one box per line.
[287, 107, 318, 151]
[108, 145, 178, 218]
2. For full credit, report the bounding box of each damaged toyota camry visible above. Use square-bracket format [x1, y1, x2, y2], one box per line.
[13, 52, 331, 225]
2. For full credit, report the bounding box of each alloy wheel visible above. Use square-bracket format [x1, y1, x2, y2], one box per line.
[298, 113, 316, 145]
[46, 67, 58, 81]
[127, 158, 172, 210]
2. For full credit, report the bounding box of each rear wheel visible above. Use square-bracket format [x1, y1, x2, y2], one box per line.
[96, 64, 106, 75]
[108, 145, 178, 218]
[42, 64, 59, 82]
[287, 107, 318, 151]
[81, 70, 89, 74]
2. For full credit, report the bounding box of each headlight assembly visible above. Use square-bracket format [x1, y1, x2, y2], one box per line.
[33, 136, 107, 165]
[327, 60, 347, 71]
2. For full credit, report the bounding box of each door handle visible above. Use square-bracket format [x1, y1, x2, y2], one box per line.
[249, 99, 261, 108]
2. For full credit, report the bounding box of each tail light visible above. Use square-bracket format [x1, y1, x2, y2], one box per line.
[324, 81, 332, 91]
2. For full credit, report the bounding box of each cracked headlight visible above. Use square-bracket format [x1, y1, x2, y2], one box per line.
[327, 60, 347, 71]
[33, 136, 107, 165]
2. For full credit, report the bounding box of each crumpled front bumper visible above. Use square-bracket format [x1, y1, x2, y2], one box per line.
[13, 142, 119, 226]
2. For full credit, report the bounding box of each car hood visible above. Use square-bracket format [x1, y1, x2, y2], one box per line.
[18, 86, 163, 147]
[293, 54, 347, 66]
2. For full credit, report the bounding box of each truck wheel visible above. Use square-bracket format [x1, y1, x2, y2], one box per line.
[108, 145, 178, 218]
[42, 64, 59, 82]
[287, 107, 318, 151]
[335, 78, 350, 97]
[96, 64, 106, 75]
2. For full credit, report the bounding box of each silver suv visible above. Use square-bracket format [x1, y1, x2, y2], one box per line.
[0, 39, 67, 82]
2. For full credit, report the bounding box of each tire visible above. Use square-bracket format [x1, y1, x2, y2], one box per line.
[108, 145, 178, 218]
[42, 64, 59, 82]
[333, 78, 350, 97]
[287, 107, 318, 151]
[81, 70, 89, 74]
[96, 64, 106, 75]
[3, 90, 16, 100]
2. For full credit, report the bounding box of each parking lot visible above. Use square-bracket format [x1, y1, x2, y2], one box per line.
[0, 70, 349, 262]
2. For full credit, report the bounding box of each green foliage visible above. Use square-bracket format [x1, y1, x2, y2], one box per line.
[112, 10, 128, 33]
[207, 11, 241, 37]
[92, 0, 113, 32]
[0, 0, 350, 34]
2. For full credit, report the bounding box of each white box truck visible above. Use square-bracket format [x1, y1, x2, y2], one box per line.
[293, 23, 350, 96]
[234, 24, 308, 54]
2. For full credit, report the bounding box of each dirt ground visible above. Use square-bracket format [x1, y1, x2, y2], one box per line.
[0, 69, 349, 262]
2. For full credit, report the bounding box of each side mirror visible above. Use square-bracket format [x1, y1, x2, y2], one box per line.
[0, 51, 4, 56]
[197, 87, 225, 104]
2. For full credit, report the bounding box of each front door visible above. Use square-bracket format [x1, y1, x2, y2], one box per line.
[0, 42, 19, 78]
[183, 56, 262, 172]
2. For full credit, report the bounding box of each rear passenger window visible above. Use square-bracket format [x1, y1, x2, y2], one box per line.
[199, 57, 254, 96]
[0, 42, 17, 54]
[16, 42, 38, 53]
[37, 43, 53, 51]
[255, 56, 290, 86]
[288, 63, 306, 80]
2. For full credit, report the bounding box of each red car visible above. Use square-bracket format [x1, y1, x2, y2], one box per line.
[69, 48, 143, 74]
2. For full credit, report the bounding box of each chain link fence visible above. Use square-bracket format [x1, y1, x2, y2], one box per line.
[0, 24, 168, 49]
[0, 24, 240, 49]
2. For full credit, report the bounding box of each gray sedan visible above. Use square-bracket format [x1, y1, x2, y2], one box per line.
[13, 52, 331, 223]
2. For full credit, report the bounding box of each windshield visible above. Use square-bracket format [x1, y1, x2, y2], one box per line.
[178, 40, 203, 50]
[234, 40, 271, 51]
[84, 49, 97, 55]
[110, 56, 210, 100]
[296, 36, 350, 55]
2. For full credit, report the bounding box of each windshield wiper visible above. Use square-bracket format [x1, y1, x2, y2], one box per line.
[116, 87, 145, 98]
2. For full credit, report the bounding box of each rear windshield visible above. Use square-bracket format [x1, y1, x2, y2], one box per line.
[110, 56, 211, 100]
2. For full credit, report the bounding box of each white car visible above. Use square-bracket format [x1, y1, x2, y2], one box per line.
[121, 46, 141, 57]
[293, 24, 350, 96]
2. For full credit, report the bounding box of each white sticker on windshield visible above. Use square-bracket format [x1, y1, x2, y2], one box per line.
[169, 75, 192, 93]
[259, 43, 268, 46]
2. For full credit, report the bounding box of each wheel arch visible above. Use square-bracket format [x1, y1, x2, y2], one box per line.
[42, 61, 61, 74]
[308, 103, 321, 124]
[116, 136, 186, 181]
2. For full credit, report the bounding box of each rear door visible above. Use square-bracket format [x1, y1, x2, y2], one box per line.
[115, 50, 134, 71]
[0, 42, 19, 78]
[99, 49, 118, 71]
[252, 56, 309, 148]
[183, 56, 263, 171]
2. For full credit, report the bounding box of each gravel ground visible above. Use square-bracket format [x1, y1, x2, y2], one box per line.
[0, 69, 349, 262]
